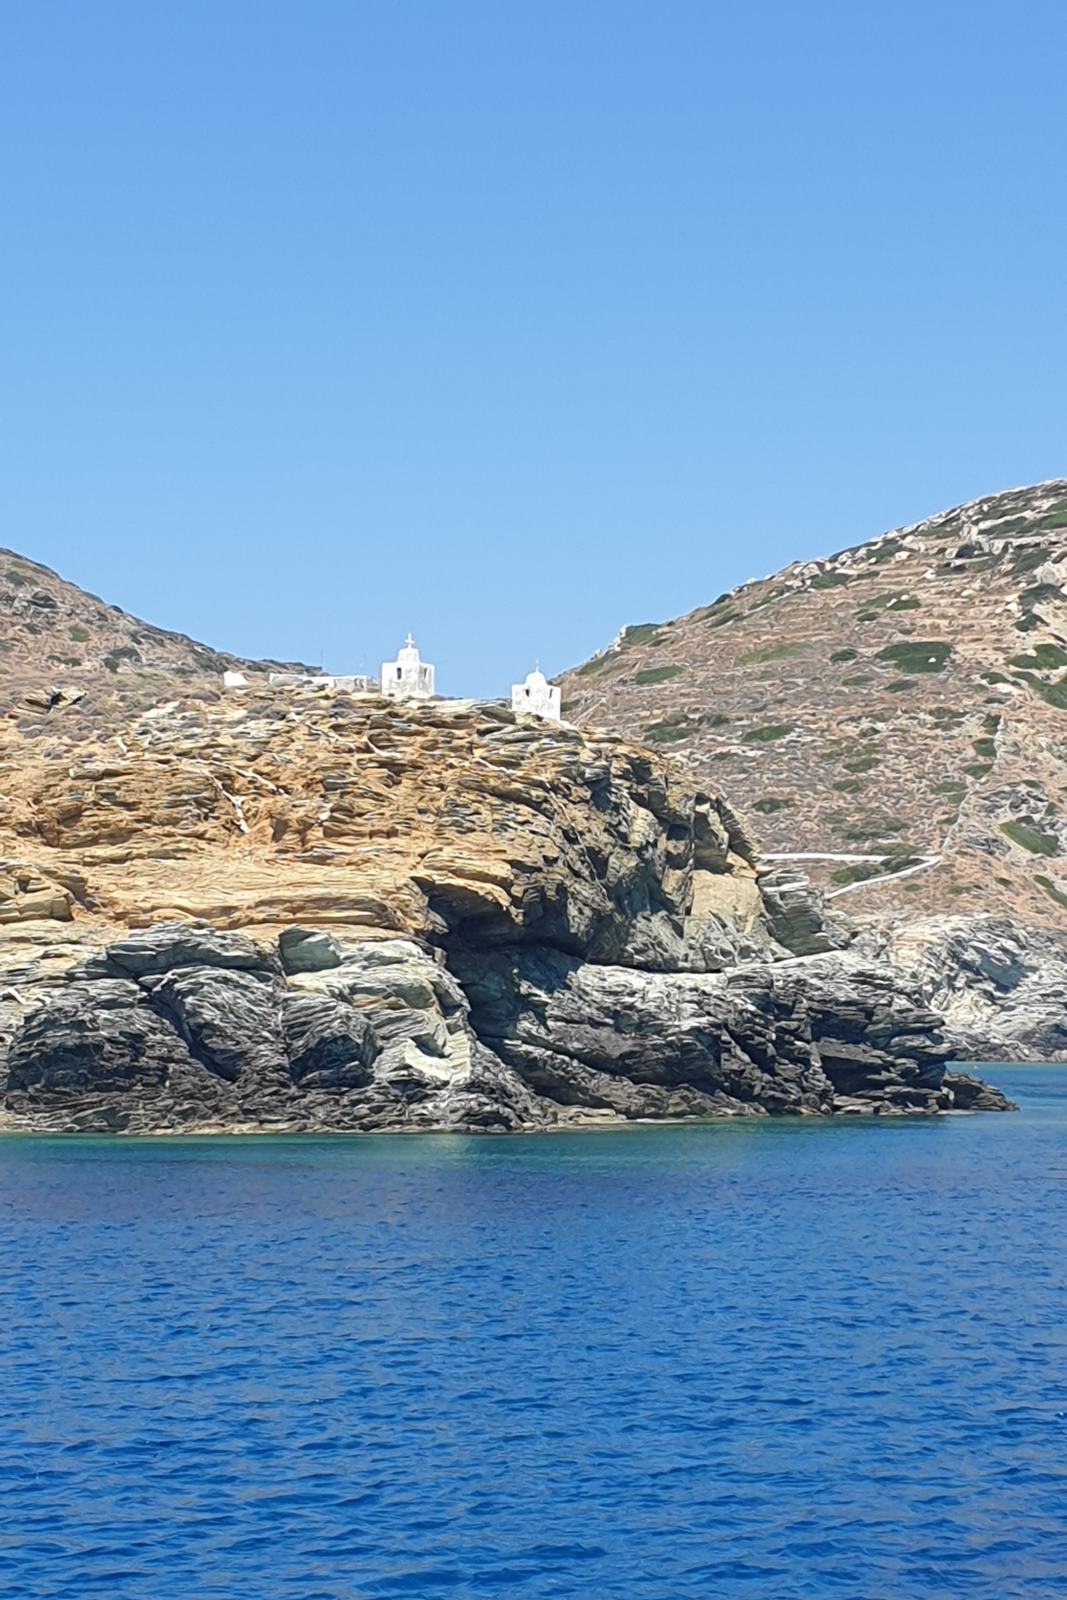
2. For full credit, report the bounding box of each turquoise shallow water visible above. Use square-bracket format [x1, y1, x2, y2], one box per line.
[0, 1066, 1065, 1599]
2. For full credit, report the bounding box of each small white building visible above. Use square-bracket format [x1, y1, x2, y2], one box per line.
[511, 667, 561, 722]
[381, 634, 435, 700]
[267, 672, 372, 692]
[222, 670, 249, 690]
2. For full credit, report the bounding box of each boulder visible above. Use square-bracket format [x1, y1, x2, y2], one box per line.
[282, 992, 377, 1088]
[103, 922, 278, 978]
[278, 927, 343, 975]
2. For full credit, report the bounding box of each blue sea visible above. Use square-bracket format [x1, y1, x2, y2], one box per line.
[0, 1066, 1064, 1599]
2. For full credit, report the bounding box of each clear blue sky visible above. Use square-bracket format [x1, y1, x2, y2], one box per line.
[2, 2, 1065, 695]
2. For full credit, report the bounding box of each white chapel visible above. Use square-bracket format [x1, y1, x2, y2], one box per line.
[511, 667, 561, 722]
[381, 634, 436, 701]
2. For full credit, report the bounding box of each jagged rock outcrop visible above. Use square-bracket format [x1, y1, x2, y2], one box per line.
[757, 865, 851, 957]
[3, 925, 544, 1133]
[2, 920, 1010, 1133]
[454, 945, 993, 1119]
[882, 916, 1067, 1063]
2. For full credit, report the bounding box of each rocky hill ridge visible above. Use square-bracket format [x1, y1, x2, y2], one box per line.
[560, 480, 1067, 933]
[0, 545, 313, 706]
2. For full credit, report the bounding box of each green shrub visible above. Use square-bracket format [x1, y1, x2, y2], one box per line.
[1019, 583, 1061, 612]
[844, 754, 880, 774]
[982, 514, 1031, 536]
[741, 723, 794, 744]
[747, 588, 787, 613]
[833, 778, 863, 793]
[1010, 547, 1048, 576]
[972, 737, 997, 758]
[644, 713, 694, 743]
[753, 797, 790, 813]
[831, 862, 884, 886]
[1010, 643, 1067, 671]
[68, 624, 90, 643]
[876, 640, 951, 674]
[831, 851, 917, 886]
[103, 646, 141, 672]
[738, 641, 805, 666]
[830, 648, 858, 663]
[1035, 874, 1067, 909]
[634, 665, 682, 686]
[810, 570, 851, 589]
[1001, 820, 1059, 856]
[621, 623, 664, 647]
[842, 674, 874, 687]
[845, 819, 906, 841]
[887, 678, 915, 692]
[1030, 674, 1067, 710]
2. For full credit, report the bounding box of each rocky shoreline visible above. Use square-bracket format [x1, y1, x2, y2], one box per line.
[0, 918, 1013, 1134]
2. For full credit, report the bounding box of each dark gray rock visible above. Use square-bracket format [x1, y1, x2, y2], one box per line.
[278, 927, 343, 975]
[145, 966, 288, 1088]
[6, 980, 192, 1093]
[103, 922, 278, 978]
[880, 915, 1067, 1062]
[942, 1069, 1018, 1111]
[0, 920, 1014, 1132]
[758, 865, 850, 957]
[455, 945, 1014, 1119]
[282, 993, 377, 1088]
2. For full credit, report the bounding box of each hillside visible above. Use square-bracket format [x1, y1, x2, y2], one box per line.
[0, 546, 312, 709]
[560, 481, 1067, 934]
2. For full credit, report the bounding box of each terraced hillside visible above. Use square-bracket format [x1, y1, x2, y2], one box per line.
[560, 482, 1067, 930]
[0, 546, 311, 710]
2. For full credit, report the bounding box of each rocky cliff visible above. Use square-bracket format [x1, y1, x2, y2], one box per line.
[0, 667, 1010, 1130]
[561, 481, 1067, 1058]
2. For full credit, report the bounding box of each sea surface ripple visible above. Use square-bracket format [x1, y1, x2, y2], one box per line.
[0, 1065, 1064, 1598]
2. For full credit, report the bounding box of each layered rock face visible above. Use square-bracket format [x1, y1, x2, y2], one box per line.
[0, 686, 1011, 1131]
[881, 916, 1067, 1063]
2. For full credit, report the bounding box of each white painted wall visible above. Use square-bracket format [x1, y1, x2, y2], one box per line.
[381, 637, 436, 700]
[511, 671, 561, 721]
